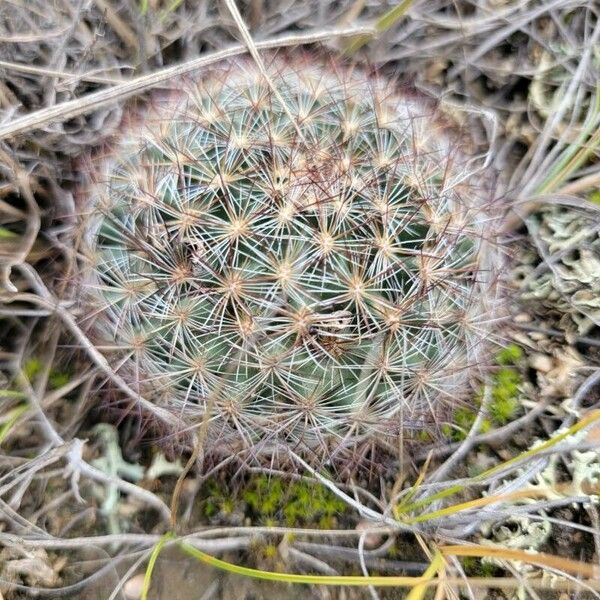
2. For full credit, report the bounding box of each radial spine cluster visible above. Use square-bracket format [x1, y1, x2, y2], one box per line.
[82, 58, 499, 457]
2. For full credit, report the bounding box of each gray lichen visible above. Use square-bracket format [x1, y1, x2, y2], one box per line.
[514, 203, 600, 336]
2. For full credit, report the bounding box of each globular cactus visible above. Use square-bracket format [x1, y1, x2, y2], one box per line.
[79, 57, 500, 462]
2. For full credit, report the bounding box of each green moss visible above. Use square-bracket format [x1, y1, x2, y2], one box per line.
[200, 474, 349, 528]
[244, 475, 347, 527]
[444, 407, 492, 442]
[23, 358, 42, 380]
[444, 345, 523, 441]
[23, 357, 72, 389]
[462, 556, 499, 577]
[489, 368, 521, 425]
[453, 407, 477, 441]
[454, 407, 473, 431]
[201, 480, 229, 518]
[262, 517, 278, 528]
[49, 370, 70, 389]
[590, 189, 600, 205]
[487, 345, 523, 425]
[440, 423, 453, 438]
[495, 344, 524, 366]
[220, 497, 235, 515]
[262, 544, 278, 559]
[414, 430, 433, 443]
[243, 476, 284, 515]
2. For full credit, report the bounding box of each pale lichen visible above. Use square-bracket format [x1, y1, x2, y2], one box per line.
[515, 204, 600, 336]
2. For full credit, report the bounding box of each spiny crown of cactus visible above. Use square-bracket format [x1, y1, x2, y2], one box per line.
[81, 57, 500, 461]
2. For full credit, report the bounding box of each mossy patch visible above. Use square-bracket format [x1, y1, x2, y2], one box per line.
[23, 357, 71, 389]
[462, 556, 501, 577]
[489, 367, 521, 425]
[495, 343, 524, 366]
[443, 345, 524, 442]
[244, 475, 348, 528]
[201, 474, 349, 528]
[23, 358, 43, 380]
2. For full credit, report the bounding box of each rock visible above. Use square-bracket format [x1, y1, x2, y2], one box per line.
[355, 520, 384, 549]
[123, 573, 145, 600]
[529, 353, 553, 373]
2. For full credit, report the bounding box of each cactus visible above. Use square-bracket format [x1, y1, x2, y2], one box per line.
[79, 58, 500, 462]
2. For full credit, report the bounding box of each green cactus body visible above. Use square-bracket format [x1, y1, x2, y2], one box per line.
[81, 58, 499, 459]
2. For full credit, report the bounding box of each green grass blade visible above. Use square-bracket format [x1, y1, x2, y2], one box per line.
[343, 0, 413, 54]
[405, 550, 444, 600]
[141, 533, 172, 600]
[0, 403, 28, 446]
[397, 409, 600, 522]
[536, 85, 600, 194]
[179, 541, 431, 587]
[0, 390, 27, 399]
[0, 227, 18, 239]
[375, 0, 413, 32]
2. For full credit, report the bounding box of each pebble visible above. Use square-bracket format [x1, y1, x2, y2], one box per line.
[529, 353, 553, 373]
[514, 313, 532, 323]
[123, 574, 145, 600]
[355, 520, 384, 549]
